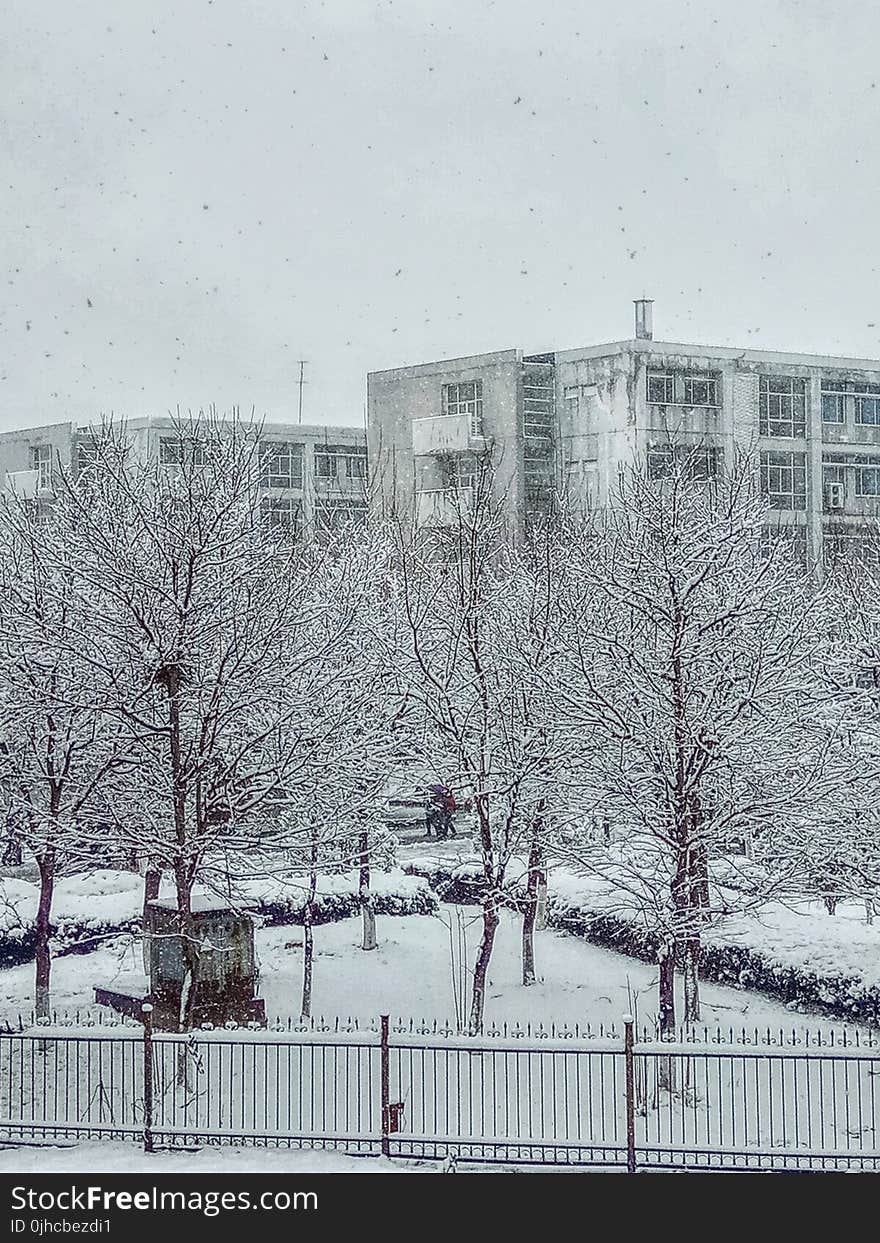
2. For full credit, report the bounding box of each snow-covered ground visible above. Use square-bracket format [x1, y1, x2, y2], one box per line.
[401, 840, 880, 1018]
[4, 849, 880, 1031]
[1, 867, 877, 1173]
[0, 1142, 416, 1174]
[0, 895, 872, 1041]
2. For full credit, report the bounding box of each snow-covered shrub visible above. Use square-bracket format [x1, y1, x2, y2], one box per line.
[405, 860, 880, 1025]
[247, 870, 438, 926]
[0, 868, 438, 969]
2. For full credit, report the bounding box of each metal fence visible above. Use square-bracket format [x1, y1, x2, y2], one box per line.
[1, 1013, 878, 1171]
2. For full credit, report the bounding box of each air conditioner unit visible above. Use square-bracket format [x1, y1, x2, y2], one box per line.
[825, 481, 845, 511]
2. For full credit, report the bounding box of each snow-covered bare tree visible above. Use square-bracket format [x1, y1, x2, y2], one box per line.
[804, 553, 880, 921]
[552, 452, 840, 1032]
[47, 415, 372, 1027]
[393, 456, 564, 1030]
[266, 520, 405, 1016]
[0, 493, 126, 1017]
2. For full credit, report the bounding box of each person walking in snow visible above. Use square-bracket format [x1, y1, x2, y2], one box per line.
[427, 784, 456, 840]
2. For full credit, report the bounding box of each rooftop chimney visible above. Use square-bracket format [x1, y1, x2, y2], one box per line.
[634, 298, 654, 341]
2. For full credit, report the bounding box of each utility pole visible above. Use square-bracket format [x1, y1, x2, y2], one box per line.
[297, 360, 308, 425]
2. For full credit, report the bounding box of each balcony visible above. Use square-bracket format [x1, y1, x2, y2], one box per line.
[416, 488, 473, 527]
[2, 469, 41, 499]
[412, 414, 483, 456]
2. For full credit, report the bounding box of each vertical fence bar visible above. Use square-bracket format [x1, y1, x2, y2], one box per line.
[380, 1014, 390, 1158]
[624, 1016, 636, 1174]
[142, 1005, 154, 1154]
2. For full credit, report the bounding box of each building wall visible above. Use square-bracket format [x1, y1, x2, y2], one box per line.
[557, 339, 880, 564]
[367, 350, 525, 523]
[0, 416, 367, 535]
[362, 332, 880, 562]
[0, 421, 77, 496]
[556, 347, 637, 510]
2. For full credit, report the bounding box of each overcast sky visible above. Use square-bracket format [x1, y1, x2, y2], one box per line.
[2, 0, 880, 431]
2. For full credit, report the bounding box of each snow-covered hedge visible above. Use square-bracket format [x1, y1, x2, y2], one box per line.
[0, 868, 438, 968]
[403, 858, 880, 1025]
[240, 870, 439, 926]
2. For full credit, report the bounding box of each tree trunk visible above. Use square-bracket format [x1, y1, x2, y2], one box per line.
[866, 897, 875, 926]
[2, 833, 22, 867]
[301, 835, 318, 1019]
[658, 936, 676, 1038]
[301, 909, 314, 1020]
[823, 895, 839, 915]
[34, 850, 55, 1021]
[682, 937, 701, 1025]
[359, 828, 377, 952]
[657, 935, 676, 1091]
[684, 833, 707, 1027]
[521, 832, 543, 986]
[692, 840, 710, 910]
[173, 866, 198, 1032]
[166, 663, 199, 1032]
[469, 898, 499, 1035]
[142, 868, 161, 976]
[521, 888, 537, 987]
[535, 873, 548, 931]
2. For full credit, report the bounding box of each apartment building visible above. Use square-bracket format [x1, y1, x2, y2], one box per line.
[0, 415, 368, 535]
[367, 302, 880, 563]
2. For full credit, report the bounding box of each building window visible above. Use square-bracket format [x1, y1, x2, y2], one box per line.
[759, 376, 807, 438]
[822, 393, 846, 423]
[29, 445, 52, 490]
[159, 437, 208, 466]
[646, 370, 720, 407]
[563, 386, 579, 421]
[524, 439, 555, 518]
[854, 383, 880, 426]
[582, 467, 599, 510]
[260, 495, 303, 533]
[760, 525, 807, 565]
[646, 371, 674, 405]
[856, 466, 880, 496]
[760, 450, 807, 509]
[523, 373, 555, 440]
[821, 380, 847, 424]
[439, 454, 481, 496]
[315, 497, 368, 532]
[682, 375, 719, 407]
[75, 438, 100, 476]
[442, 380, 484, 437]
[824, 523, 880, 568]
[314, 444, 367, 481]
[260, 441, 303, 489]
[647, 443, 719, 481]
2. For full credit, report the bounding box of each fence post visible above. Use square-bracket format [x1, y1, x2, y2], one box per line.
[623, 1014, 636, 1174]
[142, 1003, 154, 1154]
[380, 1014, 390, 1158]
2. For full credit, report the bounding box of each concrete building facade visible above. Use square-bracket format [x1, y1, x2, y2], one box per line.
[0, 415, 368, 536]
[367, 302, 880, 563]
